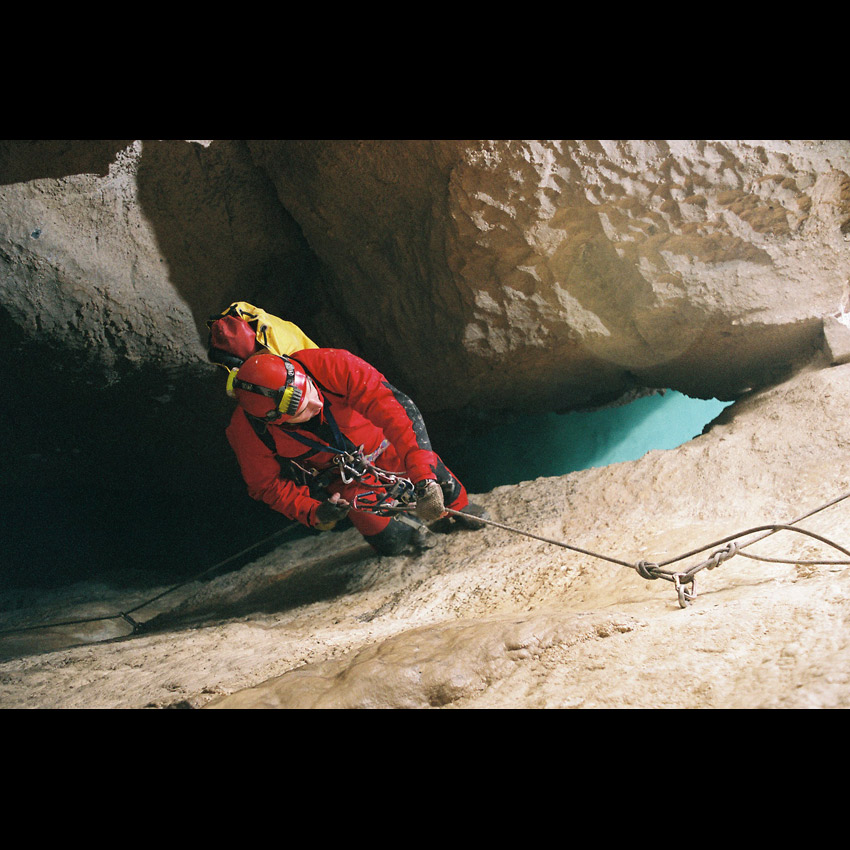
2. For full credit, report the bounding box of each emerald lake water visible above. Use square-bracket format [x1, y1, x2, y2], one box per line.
[444, 391, 733, 494]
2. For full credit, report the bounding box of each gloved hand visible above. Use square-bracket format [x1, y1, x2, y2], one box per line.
[314, 494, 351, 530]
[414, 479, 446, 523]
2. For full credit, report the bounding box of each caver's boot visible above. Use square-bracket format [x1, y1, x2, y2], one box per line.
[364, 514, 438, 555]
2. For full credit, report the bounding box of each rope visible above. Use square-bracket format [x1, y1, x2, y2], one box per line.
[0, 444, 408, 646]
[443, 508, 635, 568]
[0, 523, 300, 640]
[5, 487, 850, 647]
[448, 487, 850, 608]
[738, 552, 850, 565]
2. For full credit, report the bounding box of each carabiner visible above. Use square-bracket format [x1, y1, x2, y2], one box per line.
[673, 574, 696, 608]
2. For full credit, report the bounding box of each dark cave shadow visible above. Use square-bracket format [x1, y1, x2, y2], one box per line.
[133, 139, 327, 347]
[0, 140, 135, 185]
[138, 543, 377, 635]
[0, 139, 335, 594]
[0, 542, 378, 662]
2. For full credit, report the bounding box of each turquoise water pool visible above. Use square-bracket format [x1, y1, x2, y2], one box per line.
[444, 391, 732, 494]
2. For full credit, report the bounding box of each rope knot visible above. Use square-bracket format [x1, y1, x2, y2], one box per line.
[707, 541, 739, 570]
[635, 560, 660, 580]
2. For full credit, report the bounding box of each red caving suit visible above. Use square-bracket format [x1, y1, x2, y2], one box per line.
[225, 348, 469, 541]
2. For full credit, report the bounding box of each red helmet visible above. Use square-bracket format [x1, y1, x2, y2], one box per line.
[227, 353, 310, 423]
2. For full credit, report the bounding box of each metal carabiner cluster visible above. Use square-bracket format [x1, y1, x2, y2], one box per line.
[328, 445, 417, 516]
[332, 449, 373, 485]
[674, 574, 697, 608]
[351, 472, 417, 516]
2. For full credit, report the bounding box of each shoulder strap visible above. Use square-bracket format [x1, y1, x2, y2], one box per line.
[247, 414, 277, 453]
[246, 413, 323, 490]
[245, 401, 355, 461]
[282, 405, 356, 456]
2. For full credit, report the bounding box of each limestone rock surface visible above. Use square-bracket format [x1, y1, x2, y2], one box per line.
[4, 140, 849, 410]
[3, 360, 850, 709]
[250, 139, 850, 412]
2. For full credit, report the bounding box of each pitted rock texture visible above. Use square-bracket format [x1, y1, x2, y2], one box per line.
[250, 139, 850, 411]
[3, 140, 849, 409]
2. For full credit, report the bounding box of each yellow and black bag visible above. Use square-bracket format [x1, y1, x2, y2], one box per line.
[207, 301, 318, 370]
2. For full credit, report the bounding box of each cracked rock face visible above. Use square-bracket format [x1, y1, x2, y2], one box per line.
[1, 140, 849, 586]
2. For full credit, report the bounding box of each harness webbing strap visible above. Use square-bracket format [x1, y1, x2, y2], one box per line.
[284, 405, 349, 456]
[249, 403, 394, 493]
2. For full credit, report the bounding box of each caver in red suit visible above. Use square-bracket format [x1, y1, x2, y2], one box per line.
[224, 349, 484, 555]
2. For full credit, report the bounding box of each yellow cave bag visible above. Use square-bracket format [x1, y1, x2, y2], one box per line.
[207, 301, 319, 369]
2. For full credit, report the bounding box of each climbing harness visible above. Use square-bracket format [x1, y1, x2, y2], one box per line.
[278, 404, 417, 515]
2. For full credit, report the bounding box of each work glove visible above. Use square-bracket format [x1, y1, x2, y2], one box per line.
[414, 479, 446, 523]
[314, 495, 351, 531]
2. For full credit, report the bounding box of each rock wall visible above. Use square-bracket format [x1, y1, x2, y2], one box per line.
[0, 140, 326, 374]
[250, 139, 850, 412]
[1, 140, 849, 588]
[5, 140, 848, 409]
[0, 141, 332, 586]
